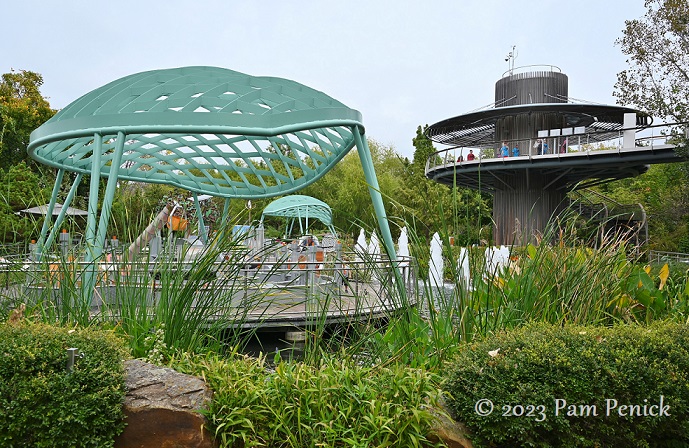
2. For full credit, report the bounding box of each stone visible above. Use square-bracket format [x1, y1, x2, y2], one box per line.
[115, 359, 215, 448]
[431, 413, 474, 448]
[429, 402, 474, 448]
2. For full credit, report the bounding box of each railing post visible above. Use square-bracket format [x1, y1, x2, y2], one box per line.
[623, 113, 636, 149]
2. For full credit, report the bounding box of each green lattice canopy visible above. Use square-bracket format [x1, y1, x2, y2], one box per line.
[261, 195, 334, 228]
[29, 66, 363, 199]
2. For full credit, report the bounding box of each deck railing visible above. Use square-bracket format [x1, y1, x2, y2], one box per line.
[648, 250, 689, 264]
[425, 122, 687, 175]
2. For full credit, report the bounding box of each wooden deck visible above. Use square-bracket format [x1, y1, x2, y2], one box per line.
[2, 277, 415, 332]
[220, 281, 409, 329]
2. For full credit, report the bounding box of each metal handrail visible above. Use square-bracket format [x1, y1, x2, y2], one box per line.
[424, 121, 689, 175]
[501, 64, 562, 78]
[648, 250, 689, 264]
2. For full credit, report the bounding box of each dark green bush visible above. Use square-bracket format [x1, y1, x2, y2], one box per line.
[444, 321, 689, 447]
[0, 321, 128, 447]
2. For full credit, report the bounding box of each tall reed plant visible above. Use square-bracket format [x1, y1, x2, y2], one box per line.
[344, 202, 667, 373]
[17, 217, 292, 360]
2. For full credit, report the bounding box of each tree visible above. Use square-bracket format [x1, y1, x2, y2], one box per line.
[404, 126, 492, 244]
[613, 1, 689, 251]
[0, 162, 49, 242]
[0, 70, 56, 171]
[411, 125, 438, 176]
[594, 163, 689, 251]
[614, 0, 689, 124]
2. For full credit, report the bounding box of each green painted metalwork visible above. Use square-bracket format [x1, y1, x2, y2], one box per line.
[192, 192, 208, 244]
[35, 169, 64, 258]
[29, 66, 398, 269]
[94, 131, 125, 253]
[84, 134, 102, 261]
[260, 195, 336, 235]
[29, 66, 362, 199]
[38, 172, 82, 257]
[354, 128, 397, 261]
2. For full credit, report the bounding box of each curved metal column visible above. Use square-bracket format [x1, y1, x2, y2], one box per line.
[94, 131, 125, 254]
[192, 192, 208, 244]
[353, 128, 397, 260]
[84, 133, 102, 261]
[35, 168, 65, 260]
[83, 131, 124, 302]
[41, 173, 84, 255]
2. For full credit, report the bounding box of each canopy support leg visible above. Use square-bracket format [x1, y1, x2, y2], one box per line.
[94, 131, 125, 255]
[192, 192, 208, 244]
[353, 127, 407, 305]
[41, 173, 84, 257]
[83, 132, 124, 304]
[353, 128, 397, 260]
[35, 168, 65, 260]
[84, 133, 102, 262]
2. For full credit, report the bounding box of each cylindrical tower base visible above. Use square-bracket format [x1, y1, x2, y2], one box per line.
[492, 172, 566, 245]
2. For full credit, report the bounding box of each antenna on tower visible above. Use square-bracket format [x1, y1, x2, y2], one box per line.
[505, 45, 518, 75]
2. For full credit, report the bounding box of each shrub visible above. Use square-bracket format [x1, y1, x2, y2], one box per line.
[443, 321, 689, 447]
[172, 352, 444, 447]
[0, 321, 128, 447]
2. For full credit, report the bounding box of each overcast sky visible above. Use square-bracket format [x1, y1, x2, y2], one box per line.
[2, 0, 647, 159]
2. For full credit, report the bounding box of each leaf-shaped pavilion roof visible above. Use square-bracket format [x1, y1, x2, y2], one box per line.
[29, 66, 363, 199]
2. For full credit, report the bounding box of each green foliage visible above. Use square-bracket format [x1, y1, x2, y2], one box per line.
[0, 70, 55, 170]
[295, 134, 490, 242]
[403, 127, 491, 242]
[110, 182, 176, 242]
[613, 263, 671, 323]
[101, 227, 275, 359]
[444, 321, 689, 448]
[0, 321, 127, 447]
[299, 139, 404, 236]
[411, 125, 438, 174]
[615, 0, 689, 123]
[172, 352, 444, 448]
[0, 161, 48, 242]
[592, 163, 689, 251]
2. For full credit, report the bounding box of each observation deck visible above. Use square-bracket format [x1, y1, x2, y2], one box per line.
[425, 129, 682, 192]
[424, 65, 685, 245]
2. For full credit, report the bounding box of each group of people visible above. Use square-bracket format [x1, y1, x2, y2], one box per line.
[457, 150, 476, 162]
[533, 139, 549, 154]
[455, 138, 569, 162]
[535, 138, 567, 154]
[500, 142, 520, 158]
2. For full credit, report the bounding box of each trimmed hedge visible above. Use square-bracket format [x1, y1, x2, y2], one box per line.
[444, 321, 689, 448]
[0, 321, 128, 448]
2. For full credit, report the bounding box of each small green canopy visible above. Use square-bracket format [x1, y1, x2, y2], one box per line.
[260, 195, 335, 236]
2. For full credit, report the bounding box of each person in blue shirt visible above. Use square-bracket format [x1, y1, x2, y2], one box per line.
[501, 141, 509, 157]
[512, 144, 520, 157]
[542, 141, 549, 154]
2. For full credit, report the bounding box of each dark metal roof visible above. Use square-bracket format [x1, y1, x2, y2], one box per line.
[426, 103, 652, 147]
